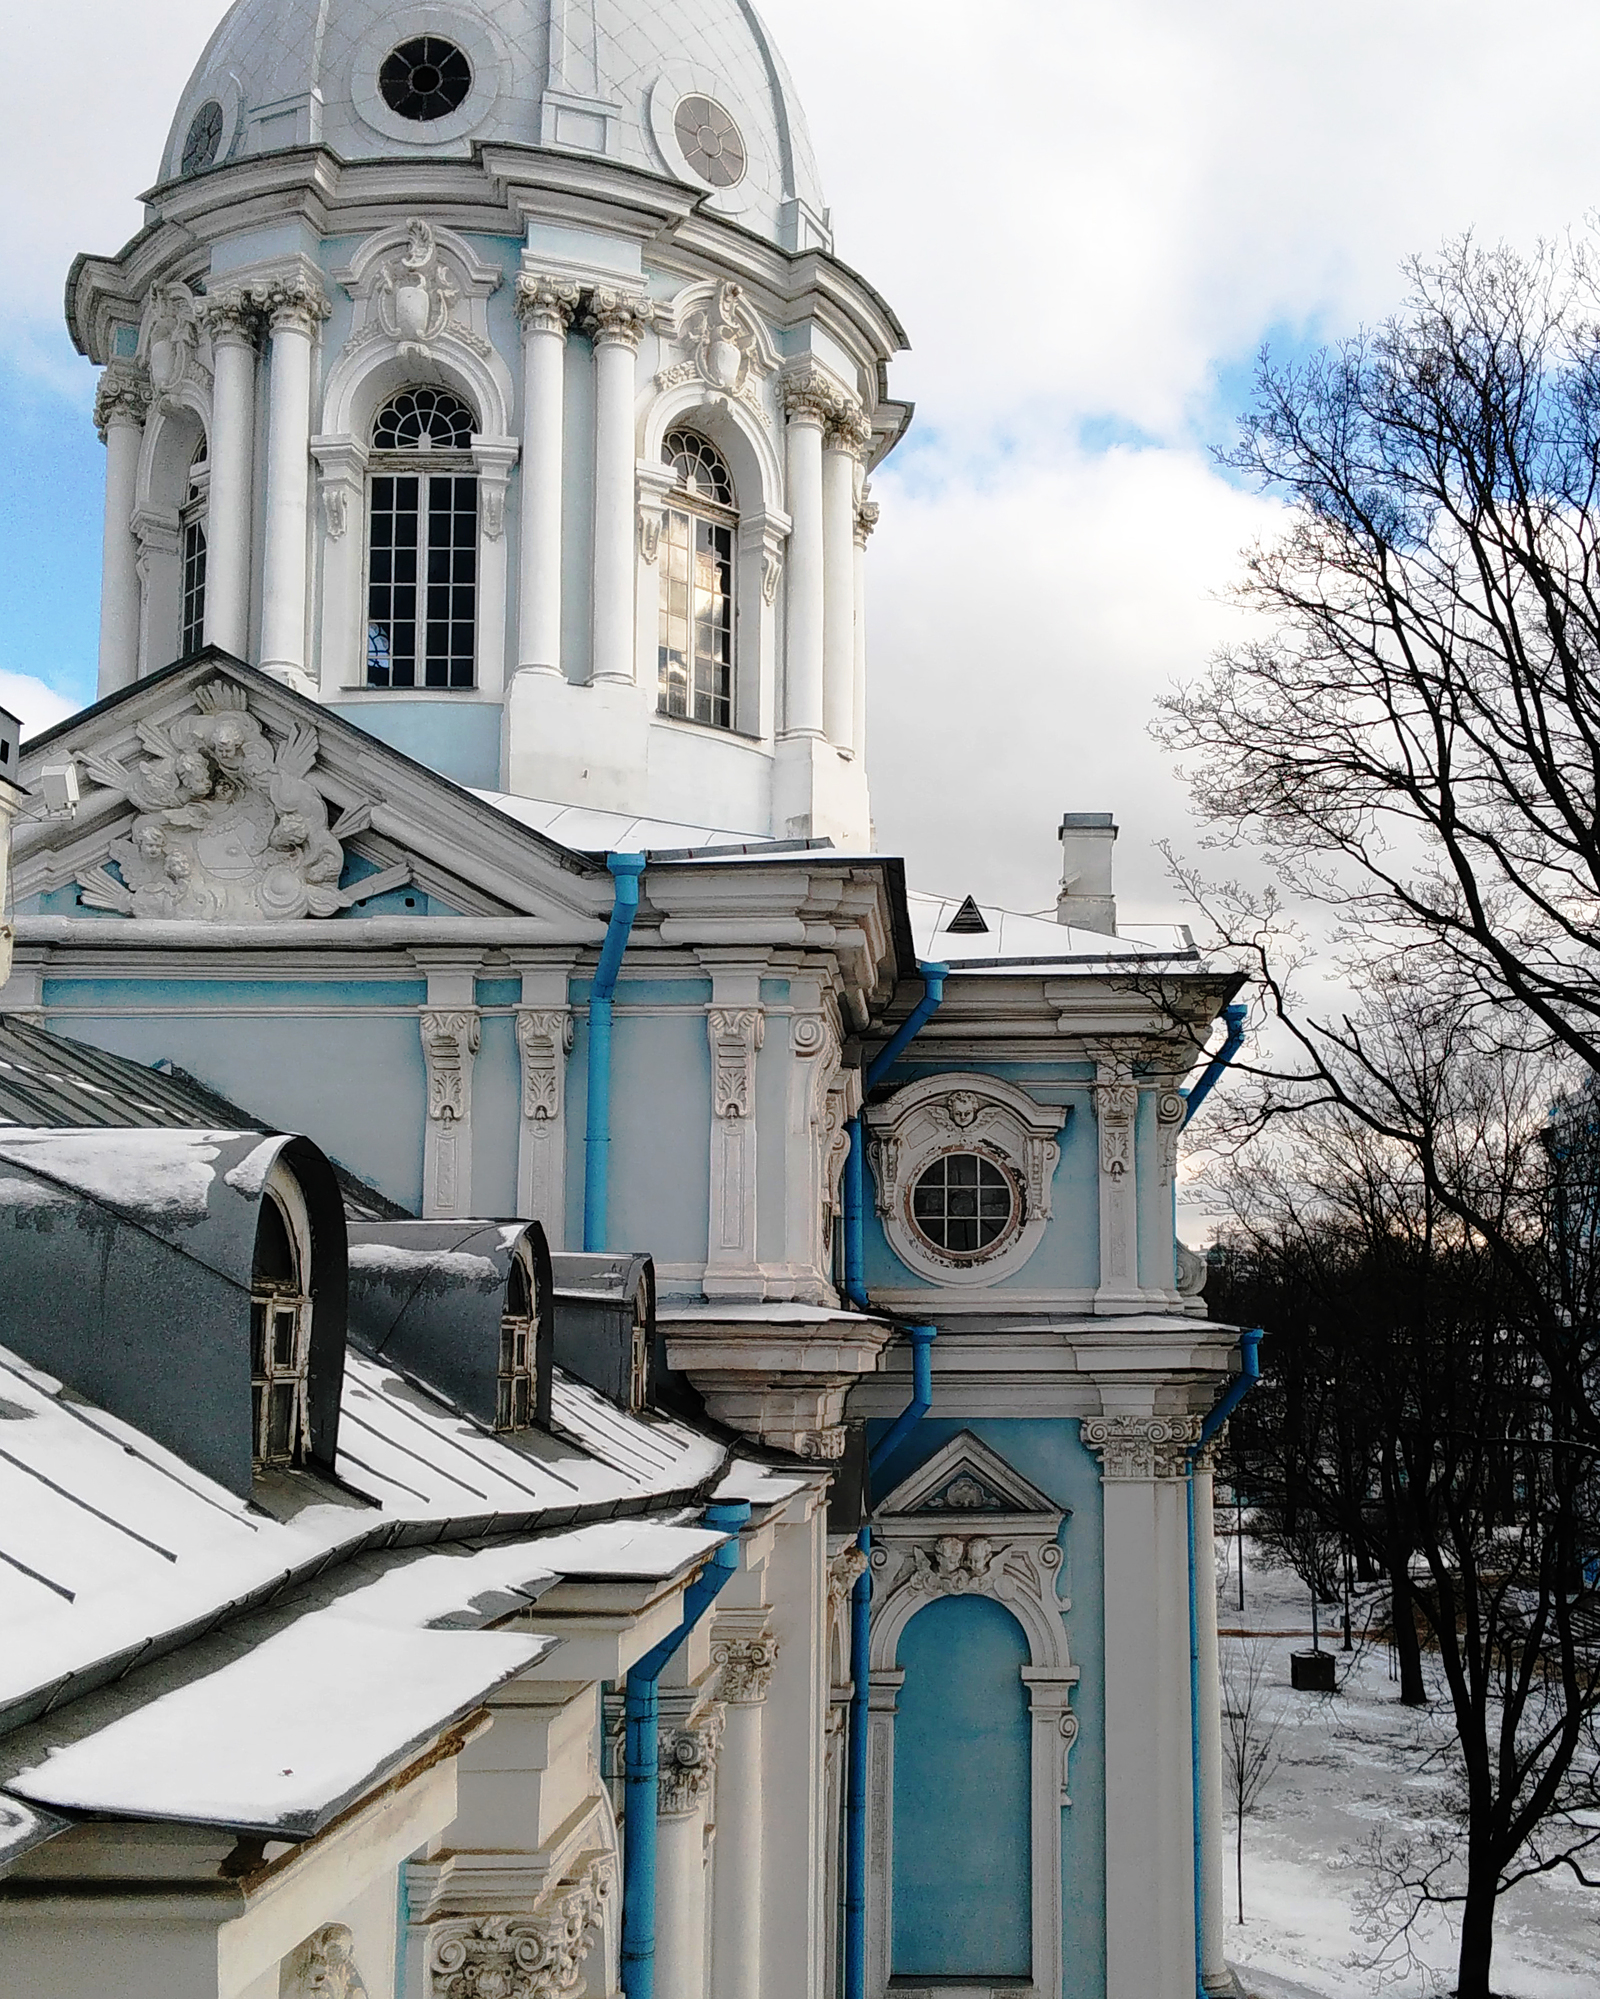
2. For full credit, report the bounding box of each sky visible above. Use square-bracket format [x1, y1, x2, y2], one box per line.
[8, 0, 1600, 923]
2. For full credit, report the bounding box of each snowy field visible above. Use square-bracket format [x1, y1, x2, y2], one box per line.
[1216, 1538, 1600, 1999]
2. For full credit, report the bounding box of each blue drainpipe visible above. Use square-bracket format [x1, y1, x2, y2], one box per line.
[621, 1497, 751, 1999]
[583, 852, 646, 1252]
[1186, 1327, 1263, 1998]
[839, 963, 948, 1999]
[1183, 1002, 1247, 1128]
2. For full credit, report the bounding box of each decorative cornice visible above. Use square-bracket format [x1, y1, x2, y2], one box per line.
[707, 1007, 764, 1119]
[93, 361, 152, 441]
[421, 1009, 482, 1122]
[515, 272, 582, 334]
[658, 1708, 724, 1815]
[713, 1634, 778, 1706]
[516, 1007, 572, 1122]
[1081, 1415, 1203, 1481]
[583, 287, 658, 351]
[429, 1859, 613, 1998]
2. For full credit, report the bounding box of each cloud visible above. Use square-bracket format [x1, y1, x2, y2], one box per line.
[0, 671, 76, 742]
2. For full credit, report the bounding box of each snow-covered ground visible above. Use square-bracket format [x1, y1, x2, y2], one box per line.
[1216, 1536, 1600, 1999]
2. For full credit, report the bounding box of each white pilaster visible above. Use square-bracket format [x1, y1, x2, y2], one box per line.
[94, 364, 150, 697]
[1093, 1054, 1143, 1312]
[132, 504, 181, 674]
[258, 274, 330, 689]
[513, 959, 574, 1241]
[515, 273, 580, 676]
[761, 1488, 829, 1999]
[655, 1706, 721, 1999]
[710, 1621, 778, 1999]
[586, 288, 654, 686]
[852, 495, 878, 778]
[821, 409, 868, 752]
[1195, 1457, 1229, 1991]
[198, 291, 261, 658]
[1084, 1415, 1201, 1999]
[703, 964, 766, 1301]
[418, 964, 482, 1219]
[310, 434, 366, 691]
[473, 435, 519, 700]
[778, 371, 832, 739]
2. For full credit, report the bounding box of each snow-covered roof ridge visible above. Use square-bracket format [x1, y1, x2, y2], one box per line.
[906, 887, 1200, 971]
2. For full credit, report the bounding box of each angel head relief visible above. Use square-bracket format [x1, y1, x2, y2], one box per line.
[76, 683, 350, 921]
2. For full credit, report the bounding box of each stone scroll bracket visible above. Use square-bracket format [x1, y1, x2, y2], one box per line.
[417, 959, 483, 1220]
[701, 961, 767, 1301]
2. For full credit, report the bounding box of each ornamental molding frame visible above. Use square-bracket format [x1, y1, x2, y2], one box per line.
[865, 1431, 1078, 1999]
[1081, 1414, 1204, 1482]
[427, 1855, 614, 1999]
[70, 680, 411, 922]
[864, 1071, 1067, 1288]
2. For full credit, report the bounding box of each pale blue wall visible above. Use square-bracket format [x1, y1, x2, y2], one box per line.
[471, 982, 522, 1218]
[893, 1594, 1032, 1978]
[870, 1417, 1108, 1999]
[324, 700, 502, 790]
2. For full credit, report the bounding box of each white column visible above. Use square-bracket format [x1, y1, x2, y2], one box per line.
[198, 291, 260, 658]
[1093, 1055, 1144, 1311]
[94, 365, 150, 697]
[257, 276, 329, 685]
[779, 373, 831, 738]
[821, 409, 867, 751]
[586, 288, 654, 685]
[515, 274, 580, 675]
[762, 1491, 830, 1999]
[1085, 1416, 1201, 1999]
[711, 1628, 778, 1999]
[1195, 1456, 1229, 1991]
[656, 1708, 721, 1999]
[852, 495, 878, 775]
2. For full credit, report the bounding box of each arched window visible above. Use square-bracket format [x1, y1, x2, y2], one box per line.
[251, 1190, 310, 1468]
[179, 439, 208, 656]
[367, 386, 478, 689]
[658, 428, 736, 730]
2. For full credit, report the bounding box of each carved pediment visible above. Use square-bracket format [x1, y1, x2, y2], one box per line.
[877, 1429, 1064, 1524]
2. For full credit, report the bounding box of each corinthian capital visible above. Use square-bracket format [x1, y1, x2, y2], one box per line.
[853, 497, 880, 546]
[515, 272, 582, 334]
[778, 366, 842, 427]
[1081, 1415, 1202, 1482]
[428, 1859, 614, 1999]
[658, 1709, 725, 1815]
[254, 275, 332, 335]
[198, 287, 264, 344]
[583, 286, 658, 350]
[824, 403, 873, 459]
[713, 1634, 778, 1705]
[93, 361, 152, 441]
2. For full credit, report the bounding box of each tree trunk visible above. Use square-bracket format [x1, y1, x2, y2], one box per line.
[1389, 1556, 1427, 1706]
[1455, 1853, 1498, 1999]
[1236, 1812, 1245, 1923]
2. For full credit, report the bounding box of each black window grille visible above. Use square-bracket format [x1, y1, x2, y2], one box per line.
[910, 1153, 1015, 1257]
[367, 389, 478, 688]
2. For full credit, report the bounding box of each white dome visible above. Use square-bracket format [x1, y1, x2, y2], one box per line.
[161, 0, 830, 252]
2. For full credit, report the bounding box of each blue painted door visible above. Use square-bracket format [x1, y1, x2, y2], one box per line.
[892, 1594, 1032, 1977]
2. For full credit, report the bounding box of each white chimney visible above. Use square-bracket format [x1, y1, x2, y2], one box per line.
[0, 706, 23, 991]
[1057, 812, 1118, 934]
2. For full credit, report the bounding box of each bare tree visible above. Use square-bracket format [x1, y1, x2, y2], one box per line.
[1221, 1639, 1285, 1923]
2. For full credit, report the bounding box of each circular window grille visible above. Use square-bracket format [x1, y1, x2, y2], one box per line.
[673, 94, 746, 188]
[378, 37, 473, 122]
[373, 386, 477, 450]
[182, 101, 224, 175]
[909, 1153, 1016, 1259]
[663, 429, 735, 507]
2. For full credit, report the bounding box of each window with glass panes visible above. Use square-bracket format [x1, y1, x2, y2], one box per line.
[658, 429, 736, 729]
[180, 440, 208, 655]
[367, 387, 478, 688]
[497, 1256, 536, 1431]
[250, 1194, 309, 1467]
[909, 1152, 1016, 1258]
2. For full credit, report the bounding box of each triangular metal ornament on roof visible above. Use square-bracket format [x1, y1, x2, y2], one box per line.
[945, 894, 989, 934]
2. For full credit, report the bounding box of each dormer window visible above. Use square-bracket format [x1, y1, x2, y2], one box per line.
[498, 1254, 536, 1431]
[251, 1190, 310, 1467]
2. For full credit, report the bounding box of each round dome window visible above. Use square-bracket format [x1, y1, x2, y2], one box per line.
[673, 95, 746, 189]
[909, 1153, 1017, 1260]
[182, 101, 224, 175]
[379, 37, 473, 121]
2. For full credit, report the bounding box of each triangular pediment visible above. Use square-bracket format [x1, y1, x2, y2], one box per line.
[11, 652, 614, 934]
[877, 1430, 1064, 1522]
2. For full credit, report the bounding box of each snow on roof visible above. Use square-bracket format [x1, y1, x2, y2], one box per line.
[7, 1614, 548, 1835]
[472, 789, 784, 856]
[907, 890, 1199, 971]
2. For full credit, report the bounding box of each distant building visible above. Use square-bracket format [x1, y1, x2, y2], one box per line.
[0, 5, 1250, 1998]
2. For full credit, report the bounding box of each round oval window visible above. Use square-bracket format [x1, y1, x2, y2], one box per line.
[182, 101, 224, 175]
[673, 94, 746, 188]
[909, 1153, 1015, 1258]
[379, 37, 473, 121]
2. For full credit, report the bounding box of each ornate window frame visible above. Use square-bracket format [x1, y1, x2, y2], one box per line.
[864, 1072, 1067, 1287]
[866, 1432, 1079, 1999]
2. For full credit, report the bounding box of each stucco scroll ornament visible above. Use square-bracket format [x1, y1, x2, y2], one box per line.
[72, 683, 400, 922]
[828, 1542, 869, 1608]
[708, 1007, 764, 1119]
[713, 1634, 779, 1705]
[285, 1923, 369, 1999]
[422, 1010, 482, 1122]
[429, 1858, 613, 1999]
[374, 219, 461, 360]
[1095, 1080, 1139, 1180]
[142, 280, 212, 410]
[657, 1707, 725, 1815]
[517, 1008, 574, 1121]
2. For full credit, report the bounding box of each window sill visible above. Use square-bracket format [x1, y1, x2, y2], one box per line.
[651, 708, 767, 748]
